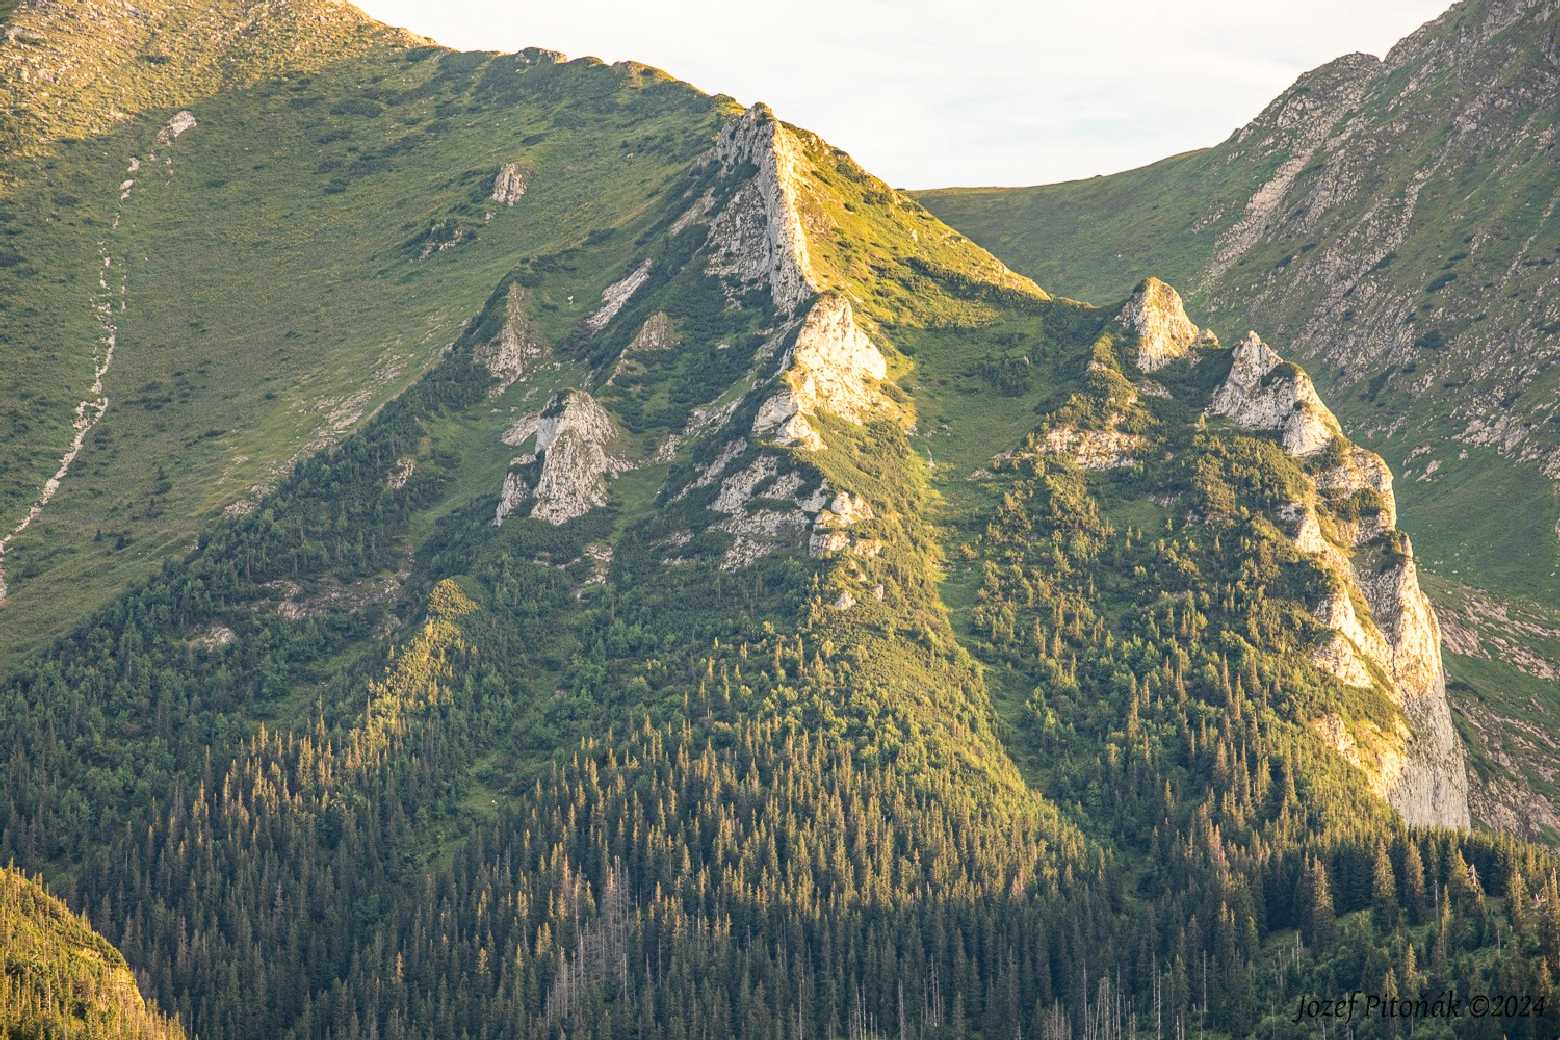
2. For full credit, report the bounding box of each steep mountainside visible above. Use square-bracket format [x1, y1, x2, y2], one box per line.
[1, 867, 184, 1040]
[0, 1, 720, 655]
[0, 2, 1556, 1038]
[919, 0, 1559, 838]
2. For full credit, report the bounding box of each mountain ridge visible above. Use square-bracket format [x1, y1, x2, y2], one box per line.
[0, 2, 1553, 1037]
[919, 0, 1558, 838]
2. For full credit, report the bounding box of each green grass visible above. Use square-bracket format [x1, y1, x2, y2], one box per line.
[1387, 440, 1560, 610]
[0, 49, 719, 661]
[914, 146, 1231, 306]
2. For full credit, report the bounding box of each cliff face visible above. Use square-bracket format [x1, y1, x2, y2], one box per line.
[2, 13, 1533, 1040]
[1209, 327, 1469, 827]
[1197, 0, 1560, 484]
[1211, 333, 1341, 457]
[474, 284, 547, 395]
[704, 104, 819, 314]
[751, 294, 894, 451]
[496, 390, 629, 526]
[1118, 277, 1215, 373]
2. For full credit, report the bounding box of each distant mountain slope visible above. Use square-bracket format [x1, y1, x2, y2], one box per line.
[1, 867, 184, 1040]
[0, 0, 410, 643]
[920, 0, 1559, 836]
[0, 0, 408, 161]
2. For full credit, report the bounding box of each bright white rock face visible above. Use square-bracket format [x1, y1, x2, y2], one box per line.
[752, 294, 890, 450]
[490, 162, 526, 205]
[495, 390, 630, 527]
[474, 284, 547, 395]
[585, 259, 653, 333]
[1211, 331, 1340, 456]
[704, 104, 819, 315]
[1117, 276, 1214, 373]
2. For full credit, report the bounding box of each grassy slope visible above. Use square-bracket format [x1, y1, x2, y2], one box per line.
[0, 48, 720, 658]
[915, 148, 1219, 306]
[0, 0, 406, 551]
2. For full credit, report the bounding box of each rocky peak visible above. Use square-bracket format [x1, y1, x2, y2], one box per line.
[1237, 52, 1381, 141]
[752, 294, 891, 450]
[495, 389, 629, 526]
[473, 284, 546, 395]
[514, 46, 565, 65]
[1117, 277, 1214, 372]
[704, 103, 819, 314]
[1383, 0, 1544, 69]
[1211, 331, 1341, 456]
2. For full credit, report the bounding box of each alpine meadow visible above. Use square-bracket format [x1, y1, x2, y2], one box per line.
[0, 1, 1555, 1039]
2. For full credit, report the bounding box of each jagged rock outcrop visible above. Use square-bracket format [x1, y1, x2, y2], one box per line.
[1211, 332, 1341, 455]
[686, 449, 840, 570]
[1037, 422, 1148, 470]
[705, 104, 819, 314]
[585, 259, 653, 332]
[752, 295, 890, 450]
[515, 46, 566, 65]
[473, 284, 546, 394]
[490, 162, 527, 204]
[808, 491, 878, 557]
[416, 220, 474, 259]
[609, 312, 680, 382]
[627, 311, 677, 353]
[157, 110, 197, 144]
[385, 457, 415, 490]
[495, 390, 629, 526]
[1117, 277, 1215, 372]
[1216, 336, 1469, 828]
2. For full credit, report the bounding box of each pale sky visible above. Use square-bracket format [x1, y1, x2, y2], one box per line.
[355, 0, 1451, 190]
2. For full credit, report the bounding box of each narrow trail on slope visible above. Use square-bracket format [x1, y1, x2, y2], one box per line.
[0, 158, 132, 602]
